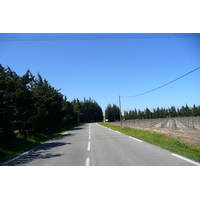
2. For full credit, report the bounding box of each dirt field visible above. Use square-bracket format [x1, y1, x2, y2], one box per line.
[108, 117, 200, 148]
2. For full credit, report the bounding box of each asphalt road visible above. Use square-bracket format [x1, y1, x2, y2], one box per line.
[3, 123, 200, 166]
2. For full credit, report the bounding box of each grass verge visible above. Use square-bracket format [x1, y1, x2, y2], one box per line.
[99, 122, 200, 163]
[0, 124, 80, 164]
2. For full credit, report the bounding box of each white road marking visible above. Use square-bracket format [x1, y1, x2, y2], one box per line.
[3, 149, 34, 165]
[171, 153, 200, 166]
[89, 124, 91, 134]
[129, 136, 143, 142]
[115, 131, 121, 134]
[85, 157, 90, 166]
[3, 155, 22, 165]
[87, 142, 90, 151]
[89, 135, 91, 140]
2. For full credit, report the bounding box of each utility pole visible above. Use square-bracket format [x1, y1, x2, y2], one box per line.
[119, 95, 122, 126]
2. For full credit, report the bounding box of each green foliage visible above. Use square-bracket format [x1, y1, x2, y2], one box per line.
[105, 104, 120, 122]
[30, 73, 64, 133]
[72, 97, 103, 123]
[0, 65, 34, 141]
[0, 64, 103, 147]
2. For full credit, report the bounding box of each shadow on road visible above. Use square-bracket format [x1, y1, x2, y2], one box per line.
[51, 133, 75, 141]
[70, 127, 84, 131]
[4, 141, 71, 166]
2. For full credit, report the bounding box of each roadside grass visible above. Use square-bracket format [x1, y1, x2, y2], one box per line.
[99, 123, 200, 163]
[0, 124, 80, 164]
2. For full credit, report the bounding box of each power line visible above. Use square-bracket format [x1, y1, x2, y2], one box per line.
[0, 33, 200, 42]
[121, 67, 200, 98]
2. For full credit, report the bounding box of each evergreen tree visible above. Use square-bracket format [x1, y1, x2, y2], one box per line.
[13, 70, 35, 136]
[192, 104, 198, 116]
[0, 65, 34, 140]
[144, 107, 151, 119]
[197, 106, 200, 116]
[72, 98, 83, 123]
[30, 74, 64, 133]
[0, 65, 17, 141]
[137, 109, 143, 119]
[62, 97, 76, 126]
[72, 98, 103, 123]
[185, 104, 192, 117]
[105, 104, 120, 122]
[168, 106, 177, 118]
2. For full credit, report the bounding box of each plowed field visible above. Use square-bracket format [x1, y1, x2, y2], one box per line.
[109, 117, 200, 148]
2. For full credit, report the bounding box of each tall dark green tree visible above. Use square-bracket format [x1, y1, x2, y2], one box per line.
[192, 104, 200, 116]
[105, 104, 120, 122]
[81, 98, 103, 123]
[168, 106, 177, 118]
[72, 98, 83, 123]
[61, 97, 76, 126]
[72, 98, 103, 123]
[13, 70, 35, 136]
[30, 74, 64, 133]
[0, 65, 17, 141]
[0, 65, 34, 140]
[144, 107, 151, 119]
[0, 64, 104, 144]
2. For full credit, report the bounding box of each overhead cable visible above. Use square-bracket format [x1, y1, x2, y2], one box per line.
[121, 67, 200, 98]
[0, 33, 200, 42]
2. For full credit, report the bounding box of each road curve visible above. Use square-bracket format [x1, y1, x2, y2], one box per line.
[3, 123, 200, 166]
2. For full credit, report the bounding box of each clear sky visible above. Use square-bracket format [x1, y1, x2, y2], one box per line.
[0, 33, 200, 113]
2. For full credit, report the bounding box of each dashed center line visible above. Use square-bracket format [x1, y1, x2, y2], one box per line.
[87, 141, 90, 151]
[86, 125, 91, 166]
[85, 157, 90, 166]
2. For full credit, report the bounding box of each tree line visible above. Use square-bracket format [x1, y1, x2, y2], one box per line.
[0, 64, 103, 143]
[105, 103, 200, 122]
[124, 104, 200, 120]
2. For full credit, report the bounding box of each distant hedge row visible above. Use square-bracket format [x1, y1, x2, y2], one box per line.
[105, 103, 200, 122]
[124, 105, 200, 120]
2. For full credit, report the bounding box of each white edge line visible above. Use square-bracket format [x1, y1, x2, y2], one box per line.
[3, 149, 34, 165]
[115, 131, 121, 134]
[100, 124, 142, 143]
[171, 153, 200, 166]
[3, 130, 69, 165]
[85, 157, 90, 166]
[129, 136, 143, 143]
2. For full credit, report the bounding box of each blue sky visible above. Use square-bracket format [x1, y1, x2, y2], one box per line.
[0, 33, 200, 113]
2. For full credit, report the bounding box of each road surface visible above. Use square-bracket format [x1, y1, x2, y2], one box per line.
[3, 123, 200, 166]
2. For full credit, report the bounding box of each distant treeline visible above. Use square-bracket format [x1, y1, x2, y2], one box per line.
[0, 64, 103, 142]
[105, 104, 200, 122]
[124, 104, 200, 120]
